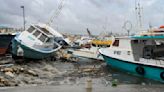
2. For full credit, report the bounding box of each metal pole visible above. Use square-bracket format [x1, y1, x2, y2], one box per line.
[21, 6, 25, 31]
[127, 30, 130, 36]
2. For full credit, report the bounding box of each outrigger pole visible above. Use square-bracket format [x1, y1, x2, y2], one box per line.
[47, 0, 65, 26]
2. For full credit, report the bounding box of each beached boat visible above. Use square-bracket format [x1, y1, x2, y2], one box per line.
[0, 33, 15, 55]
[11, 23, 62, 59]
[70, 37, 112, 60]
[99, 28, 164, 82]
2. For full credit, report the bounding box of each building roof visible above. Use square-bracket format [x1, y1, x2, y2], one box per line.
[0, 25, 12, 29]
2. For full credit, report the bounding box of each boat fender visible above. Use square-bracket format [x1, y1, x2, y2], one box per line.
[160, 72, 164, 80]
[136, 66, 145, 75]
[17, 45, 24, 56]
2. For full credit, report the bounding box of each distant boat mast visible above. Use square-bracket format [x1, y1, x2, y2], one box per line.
[47, 0, 65, 26]
[135, 0, 143, 29]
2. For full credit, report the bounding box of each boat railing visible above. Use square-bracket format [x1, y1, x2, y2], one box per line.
[139, 58, 164, 66]
[139, 32, 164, 36]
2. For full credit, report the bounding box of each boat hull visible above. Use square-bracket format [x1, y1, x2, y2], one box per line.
[70, 49, 103, 60]
[0, 34, 15, 55]
[101, 54, 164, 82]
[12, 39, 54, 59]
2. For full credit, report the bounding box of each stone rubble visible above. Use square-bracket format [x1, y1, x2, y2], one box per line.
[0, 56, 106, 87]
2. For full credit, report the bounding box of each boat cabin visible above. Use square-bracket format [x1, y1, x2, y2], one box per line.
[17, 24, 61, 50]
[111, 36, 164, 61]
[26, 25, 53, 43]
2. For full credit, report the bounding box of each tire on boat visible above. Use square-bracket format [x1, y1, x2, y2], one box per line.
[160, 72, 164, 80]
[136, 66, 145, 75]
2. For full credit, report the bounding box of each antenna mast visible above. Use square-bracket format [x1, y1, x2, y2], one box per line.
[135, 0, 143, 29]
[47, 0, 65, 26]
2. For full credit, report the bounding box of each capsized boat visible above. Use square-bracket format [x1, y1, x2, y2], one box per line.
[12, 23, 62, 59]
[99, 28, 164, 82]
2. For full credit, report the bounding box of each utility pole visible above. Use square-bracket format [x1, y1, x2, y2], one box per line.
[21, 6, 25, 31]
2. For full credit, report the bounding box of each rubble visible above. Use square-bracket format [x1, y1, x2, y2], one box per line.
[82, 68, 99, 72]
[0, 56, 109, 87]
[5, 71, 14, 78]
[2, 68, 13, 72]
[0, 57, 13, 65]
[56, 49, 79, 62]
[26, 70, 38, 76]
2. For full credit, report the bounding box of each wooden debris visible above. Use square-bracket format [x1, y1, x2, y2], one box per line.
[26, 70, 38, 76]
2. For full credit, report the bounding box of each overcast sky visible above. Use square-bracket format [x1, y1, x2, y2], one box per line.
[0, 0, 164, 35]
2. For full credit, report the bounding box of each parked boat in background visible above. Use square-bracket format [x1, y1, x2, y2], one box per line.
[136, 25, 164, 36]
[0, 33, 15, 55]
[12, 23, 62, 59]
[99, 26, 164, 82]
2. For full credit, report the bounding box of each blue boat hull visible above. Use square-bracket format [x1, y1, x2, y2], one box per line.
[101, 54, 164, 82]
[12, 39, 54, 59]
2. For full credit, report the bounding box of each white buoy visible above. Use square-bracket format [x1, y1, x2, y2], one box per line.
[17, 45, 24, 56]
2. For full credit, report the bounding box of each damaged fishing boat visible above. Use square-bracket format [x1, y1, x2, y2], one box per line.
[11, 23, 62, 59]
[0, 33, 15, 55]
[70, 37, 112, 60]
[99, 26, 164, 82]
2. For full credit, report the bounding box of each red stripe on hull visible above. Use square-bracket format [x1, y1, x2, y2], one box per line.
[0, 48, 8, 55]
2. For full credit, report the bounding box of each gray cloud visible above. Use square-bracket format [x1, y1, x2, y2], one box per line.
[0, 0, 163, 35]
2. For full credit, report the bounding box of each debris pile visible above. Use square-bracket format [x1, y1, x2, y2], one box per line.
[0, 56, 107, 87]
[55, 49, 78, 62]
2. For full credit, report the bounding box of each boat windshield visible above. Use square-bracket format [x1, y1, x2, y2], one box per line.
[39, 34, 47, 42]
[33, 30, 41, 37]
[27, 26, 35, 33]
[35, 25, 53, 36]
[46, 38, 53, 43]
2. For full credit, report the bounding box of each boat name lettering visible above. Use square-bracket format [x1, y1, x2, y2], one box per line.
[127, 51, 130, 55]
[114, 51, 121, 55]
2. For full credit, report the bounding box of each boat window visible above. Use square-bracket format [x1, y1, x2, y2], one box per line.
[46, 38, 52, 43]
[27, 26, 35, 33]
[133, 40, 139, 44]
[33, 30, 41, 37]
[113, 40, 119, 47]
[39, 34, 47, 42]
[36, 25, 53, 35]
